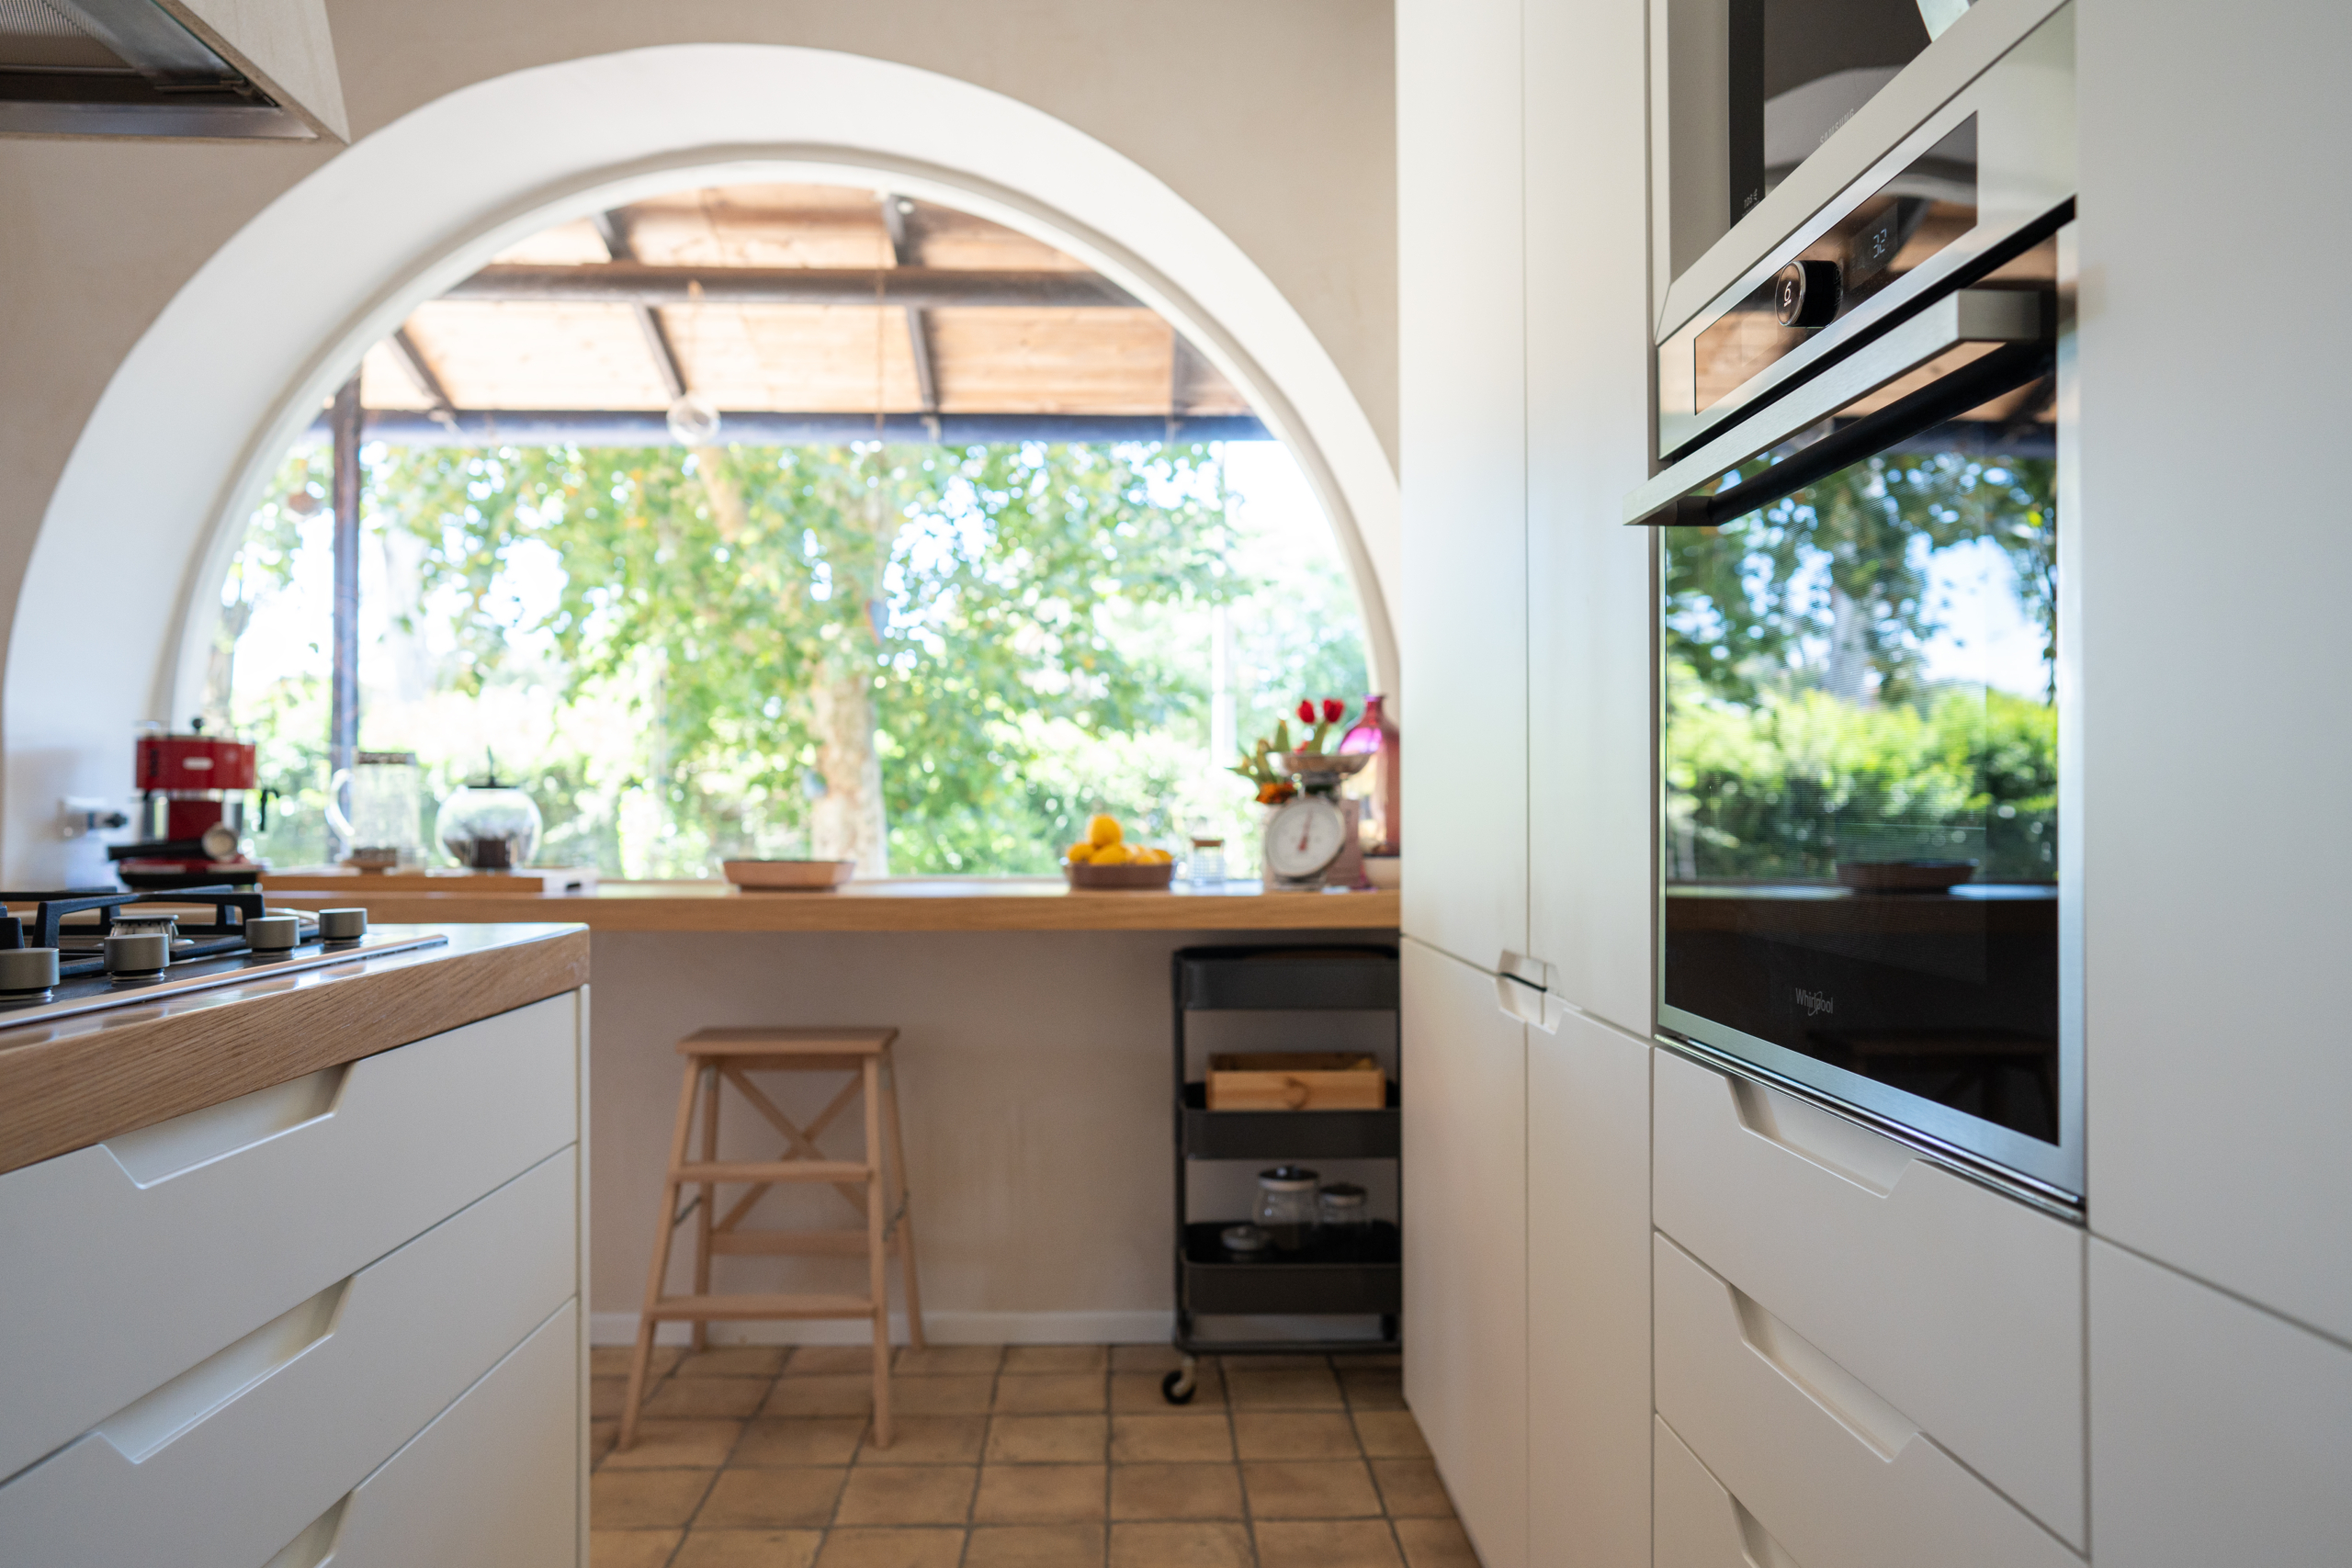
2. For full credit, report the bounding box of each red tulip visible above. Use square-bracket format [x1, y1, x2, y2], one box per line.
[1321, 698, 1344, 723]
[1296, 699, 1317, 724]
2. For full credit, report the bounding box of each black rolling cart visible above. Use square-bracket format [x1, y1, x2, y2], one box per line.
[1161, 943, 1401, 1404]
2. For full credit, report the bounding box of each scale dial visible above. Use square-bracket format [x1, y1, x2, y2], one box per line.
[1264, 795, 1347, 883]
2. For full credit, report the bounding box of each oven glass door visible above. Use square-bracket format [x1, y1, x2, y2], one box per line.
[1657, 308, 2075, 1202]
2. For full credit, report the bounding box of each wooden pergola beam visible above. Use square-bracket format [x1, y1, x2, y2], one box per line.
[308, 409, 1270, 448]
[444, 265, 1142, 310]
[589, 210, 691, 401]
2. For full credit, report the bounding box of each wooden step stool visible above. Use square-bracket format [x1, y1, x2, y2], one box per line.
[618, 1026, 925, 1449]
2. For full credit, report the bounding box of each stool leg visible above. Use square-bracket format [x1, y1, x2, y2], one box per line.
[692, 1064, 720, 1355]
[878, 1048, 927, 1351]
[621, 1059, 704, 1450]
[863, 1056, 892, 1448]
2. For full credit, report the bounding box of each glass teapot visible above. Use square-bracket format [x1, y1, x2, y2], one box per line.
[325, 751, 424, 868]
[435, 764, 543, 870]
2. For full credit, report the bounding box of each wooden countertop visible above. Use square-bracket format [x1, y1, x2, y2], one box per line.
[0, 924, 588, 1176]
[256, 876, 1401, 933]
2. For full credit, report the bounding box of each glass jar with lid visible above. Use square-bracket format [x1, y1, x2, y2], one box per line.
[1254, 1166, 1320, 1252]
[1317, 1180, 1371, 1243]
[436, 766, 544, 870]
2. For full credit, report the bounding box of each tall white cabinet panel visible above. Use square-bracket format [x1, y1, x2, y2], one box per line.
[1522, 0, 1657, 1040]
[1652, 1052, 2086, 1545]
[1396, 0, 1527, 967]
[1402, 937, 1528, 1568]
[2075, 0, 2352, 1338]
[1526, 1006, 1650, 1568]
[2089, 1241, 2352, 1567]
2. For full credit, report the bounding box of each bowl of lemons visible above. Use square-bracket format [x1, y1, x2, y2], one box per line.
[1064, 814, 1176, 889]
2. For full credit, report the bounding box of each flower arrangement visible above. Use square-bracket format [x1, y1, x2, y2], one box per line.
[1230, 696, 1356, 805]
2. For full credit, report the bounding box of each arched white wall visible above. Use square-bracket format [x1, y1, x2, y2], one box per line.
[5, 43, 1398, 884]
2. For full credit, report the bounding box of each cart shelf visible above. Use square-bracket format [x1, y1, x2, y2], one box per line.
[1180, 1221, 1402, 1315]
[1181, 1080, 1400, 1160]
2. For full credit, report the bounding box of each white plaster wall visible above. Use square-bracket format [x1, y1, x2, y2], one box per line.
[0, 1, 1396, 884]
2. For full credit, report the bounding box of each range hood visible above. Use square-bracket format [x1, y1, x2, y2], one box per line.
[0, 0, 345, 140]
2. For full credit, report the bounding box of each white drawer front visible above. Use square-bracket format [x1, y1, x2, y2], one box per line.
[1652, 1049, 2085, 1544]
[0, 1147, 577, 1568]
[1656, 1415, 1806, 1568]
[1654, 1233, 2080, 1568]
[272, 1300, 581, 1568]
[0, 991, 580, 1482]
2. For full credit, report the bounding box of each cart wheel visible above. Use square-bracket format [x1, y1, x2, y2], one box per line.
[1160, 1363, 1198, 1404]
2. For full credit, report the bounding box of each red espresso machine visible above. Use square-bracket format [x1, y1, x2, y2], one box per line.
[108, 721, 272, 889]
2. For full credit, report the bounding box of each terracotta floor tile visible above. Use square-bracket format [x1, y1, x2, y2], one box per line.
[1109, 1416, 1234, 1464]
[591, 1529, 682, 1568]
[1339, 1368, 1406, 1410]
[962, 1523, 1105, 1567]
[1393, 1517, 1479, 1568]
[1106, 1519, 1253, 1568]
[1225, 1365, 1344, 1410]
[1110, 1344, 1186, 1373]
[787, 1346, 886, 1376]
[1113, 1369, 1223, 1411]
[1241, 1460, 1384, 1518]
[1107, 1463, 1244, 1521]
[1350, 1411, 1431, 1461]
[1255, 1518, 1405, 1568]
[993, 1374, 1107, 1414]
[1233, 1411, 1361, 1461]
[594, 1346, 684, 1379]
[889, 1374, 995, 1415]
[1225, 1354, 1329, 1371]
[895, 1344, 1003, 1376]
[591, 1420, 618, 1469]
[810, 1527, 967, 1568]
[735, 1417, 867, 1467]
[592, 1468, 715, 1529]
[648, 1378, 773, 1419]
[673, 1529, 825, 1568]
[1001, 1344, 1108, 1373]
[1355, 1354, 1404, 1371]
[605, 1418, 745, 1470]
[1370, 1460, 1453, 1517]
[856, 1415, 988, 1465]
[763, 1376, 875, 1418]
[592, 1377, 629, 1420]
[834, 1464, 978, 1526]
[985, 1414, 1109, 1464]
[679, 1347, 791, 1379]
[695, 1467, 848, 1529]
[972, 1463, 1106, 1524]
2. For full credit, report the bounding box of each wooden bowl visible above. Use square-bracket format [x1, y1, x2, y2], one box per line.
[1065, 859, 1176, 890]
[1835, 859, 1976, 894]
[723, 859, 856, 891]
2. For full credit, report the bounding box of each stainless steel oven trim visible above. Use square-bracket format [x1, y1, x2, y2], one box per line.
[1647, 224, 2082, 1208]
[1655, 3, 2075, 460]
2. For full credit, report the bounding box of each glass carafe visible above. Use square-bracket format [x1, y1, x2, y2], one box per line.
[325, 751, 424, 868]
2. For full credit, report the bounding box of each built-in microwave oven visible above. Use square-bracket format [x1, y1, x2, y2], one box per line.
[1629, 224, 2079, 1210]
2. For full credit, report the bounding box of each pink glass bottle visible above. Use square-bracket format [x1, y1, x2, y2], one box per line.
[1338, 694, 1399, 854]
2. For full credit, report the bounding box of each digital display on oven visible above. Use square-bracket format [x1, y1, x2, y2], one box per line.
[1660, 343, 2061, 1148]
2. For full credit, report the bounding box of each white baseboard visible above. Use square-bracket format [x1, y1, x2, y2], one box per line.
[590, 1310, 1175, 1347]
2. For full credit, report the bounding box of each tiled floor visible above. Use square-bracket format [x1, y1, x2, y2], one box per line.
[589, 1343, 1475, 1567]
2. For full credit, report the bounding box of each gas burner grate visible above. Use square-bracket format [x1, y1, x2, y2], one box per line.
[0, 886, 272, 977]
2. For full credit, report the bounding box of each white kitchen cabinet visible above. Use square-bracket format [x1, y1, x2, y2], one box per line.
[2074, 0, 2352, 1339]
[2088, 1240, 2352, 1567]
[1396, 0, 1528, 968]
[1522, 0, 1658, 1042]
[1525, 1004, 1651, 1568]
[1402, 937, 1528, 1568]
[1652, 1051, 2086, 1546]
[1653, 1416, 1802, 1568]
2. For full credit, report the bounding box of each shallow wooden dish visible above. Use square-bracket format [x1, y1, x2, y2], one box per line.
[723, 859, 856, 891]
[1065, 860, 1176, 890]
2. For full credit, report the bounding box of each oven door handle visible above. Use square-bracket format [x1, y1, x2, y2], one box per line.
[1624, 287, 2051, 528]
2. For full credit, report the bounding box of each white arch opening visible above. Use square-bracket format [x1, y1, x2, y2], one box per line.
[5, 43, 1398, 886]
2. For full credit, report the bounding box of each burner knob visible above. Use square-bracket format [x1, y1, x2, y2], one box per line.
[247, 915, 300, 952]
[0, 947, 59, 998]
[1773, 259, 1843, 328]
[318, 908, 368, 942]
[105, 931, 171, 976]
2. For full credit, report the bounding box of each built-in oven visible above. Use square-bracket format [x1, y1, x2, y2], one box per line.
[1628, 223, 2079, 1210]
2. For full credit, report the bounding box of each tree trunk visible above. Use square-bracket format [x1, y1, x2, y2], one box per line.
[808, 663, 888, 874]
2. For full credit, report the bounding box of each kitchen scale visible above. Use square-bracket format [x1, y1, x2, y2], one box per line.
[1261, 752, 1369, 892]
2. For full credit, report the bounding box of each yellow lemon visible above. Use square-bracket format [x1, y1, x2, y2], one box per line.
[1065, 842, 1095, 864]
[1088, 813, 1123, 849]
[1093, 842, 1133, 865]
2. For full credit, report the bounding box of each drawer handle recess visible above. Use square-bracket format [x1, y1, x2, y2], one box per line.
[263, 1496, 347, 1568]
[1727, 1076, 1914, 1196]
[1729, 1279, 1919, 1461]
[103, 1063, 347, 1187]
[96, 1275, 348, 1461]
[1736, 1492, 1806, 1568]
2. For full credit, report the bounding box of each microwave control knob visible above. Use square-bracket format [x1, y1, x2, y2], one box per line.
[1774, 259, 1842, 329]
